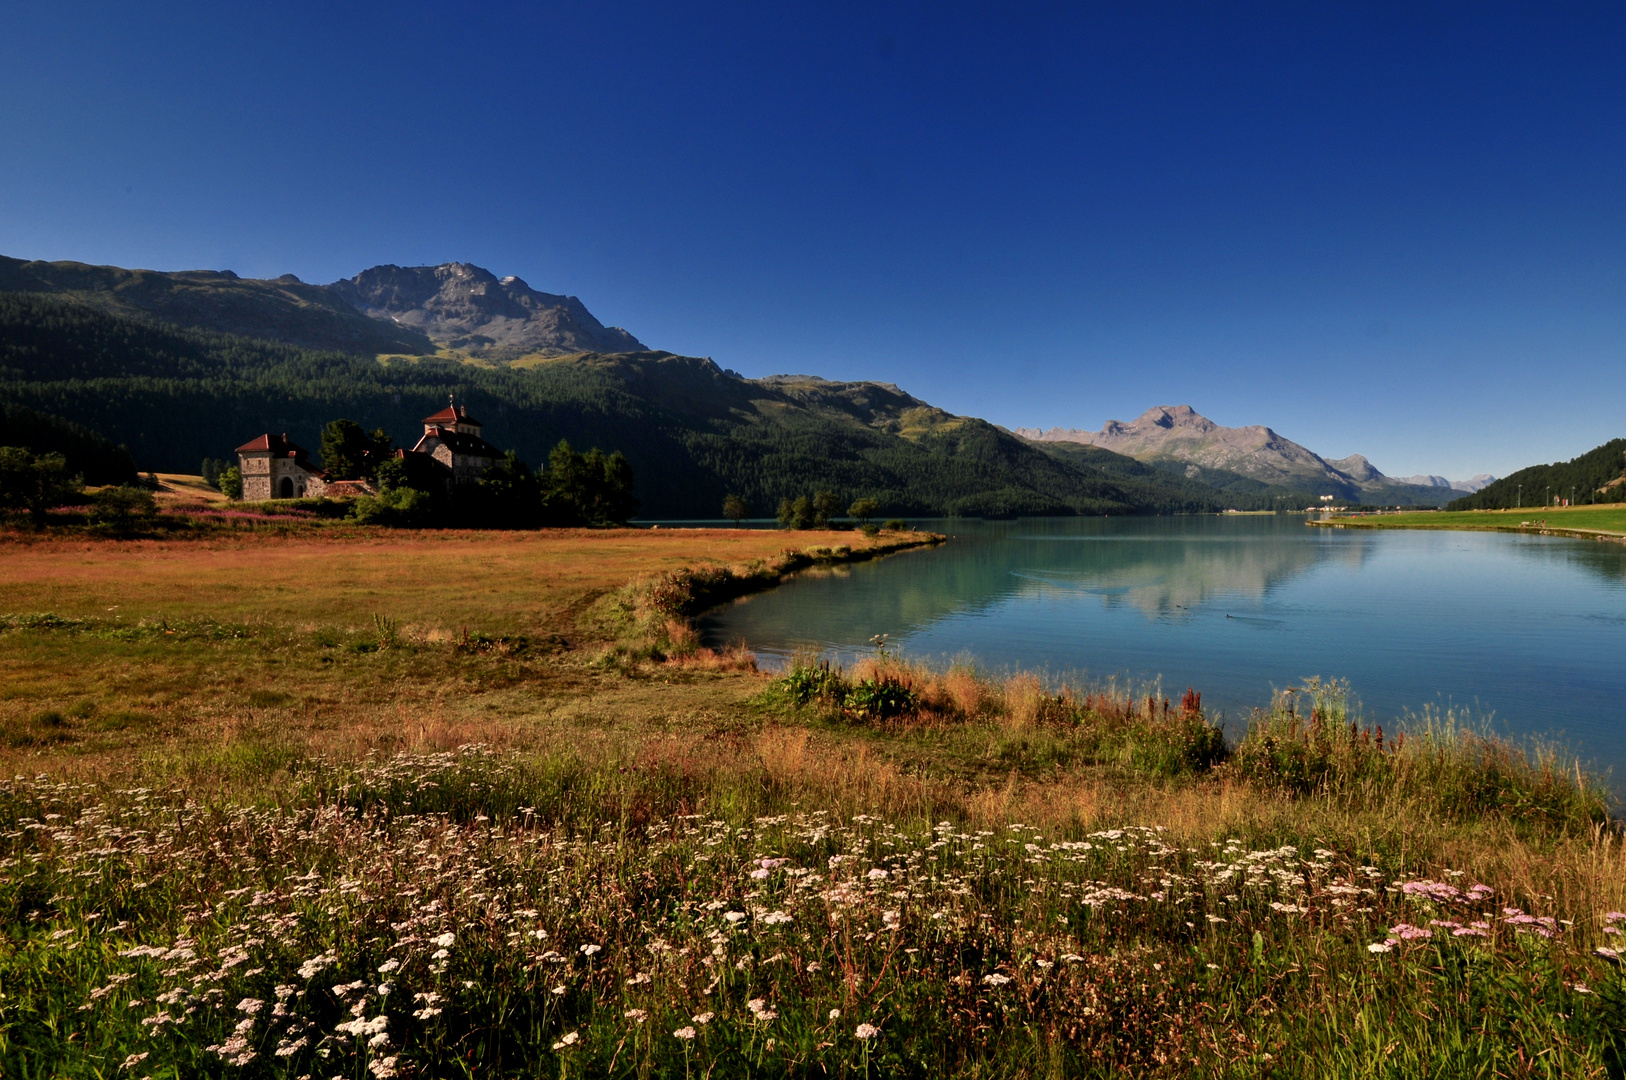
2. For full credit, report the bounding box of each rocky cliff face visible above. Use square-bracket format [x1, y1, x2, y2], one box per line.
[328, 262, 644, 359]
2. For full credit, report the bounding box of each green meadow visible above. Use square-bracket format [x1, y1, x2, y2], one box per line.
[1311, 503, 1626, 539]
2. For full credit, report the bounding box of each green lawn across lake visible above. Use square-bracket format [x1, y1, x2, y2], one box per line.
[1310, 503, 1626, 537]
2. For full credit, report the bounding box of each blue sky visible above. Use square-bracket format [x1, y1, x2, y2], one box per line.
[2, 2, 1622, 479]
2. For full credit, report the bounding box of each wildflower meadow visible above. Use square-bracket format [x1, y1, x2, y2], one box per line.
[6, 743, 1626, 1078]
[2, 533, 1624, 1076]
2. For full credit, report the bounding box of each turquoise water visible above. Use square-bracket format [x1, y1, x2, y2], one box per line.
[697, 517, 1626, 776]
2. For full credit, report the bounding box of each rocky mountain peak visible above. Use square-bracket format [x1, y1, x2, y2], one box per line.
[1016, 405, 1470, 503]
[1325, 453, 1383, 483]
[328, 262, 645, 360]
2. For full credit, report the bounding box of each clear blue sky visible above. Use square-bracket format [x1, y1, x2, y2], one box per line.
[3, 2, 1622, 479]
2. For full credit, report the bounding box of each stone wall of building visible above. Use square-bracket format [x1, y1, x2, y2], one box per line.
[238, 452, 322, 500]
[240, 452, 274, 501]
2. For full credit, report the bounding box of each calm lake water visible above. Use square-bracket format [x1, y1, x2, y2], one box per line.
[697, 516, 1626, 778]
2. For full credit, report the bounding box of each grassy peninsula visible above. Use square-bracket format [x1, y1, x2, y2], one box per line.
[2, 519, 1624, 1078]
[1308, 502, 1626, 542]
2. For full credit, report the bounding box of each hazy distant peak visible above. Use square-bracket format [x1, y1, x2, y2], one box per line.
[1399, 472, 1498, 492]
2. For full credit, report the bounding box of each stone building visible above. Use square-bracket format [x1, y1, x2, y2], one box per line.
[235, 400, 499, 500]
[234, 433, 326, 501]
[410, 402, 502, 485]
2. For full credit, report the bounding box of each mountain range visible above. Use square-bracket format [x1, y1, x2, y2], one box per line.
[0, 255, 641, 361]
[1016, 406, 1490, 505]
[0, 253, 1490, 517]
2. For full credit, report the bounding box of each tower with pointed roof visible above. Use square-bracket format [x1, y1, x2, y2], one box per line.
[412, 396, 501, 485]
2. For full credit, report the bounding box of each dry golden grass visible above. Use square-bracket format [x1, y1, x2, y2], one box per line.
[0, 526, 867, 637]
[151, 472, 233, 510]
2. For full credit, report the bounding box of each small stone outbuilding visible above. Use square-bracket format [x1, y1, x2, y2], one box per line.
[235, 433, 326, 500]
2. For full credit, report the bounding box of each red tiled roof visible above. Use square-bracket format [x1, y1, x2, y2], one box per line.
[423, 404, 481, 427]
[236, 432, 308, 455]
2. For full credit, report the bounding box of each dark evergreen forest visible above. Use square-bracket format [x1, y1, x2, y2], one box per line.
[1447, 439, 1626, 510]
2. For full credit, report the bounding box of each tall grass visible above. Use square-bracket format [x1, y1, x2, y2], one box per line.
[772, 654, 1230, 780]
[1231, 678, 1610, 830]
[5, 748, 1625, 1079]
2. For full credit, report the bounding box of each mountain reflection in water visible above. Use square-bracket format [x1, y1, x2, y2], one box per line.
[699, 516, 1626, 779]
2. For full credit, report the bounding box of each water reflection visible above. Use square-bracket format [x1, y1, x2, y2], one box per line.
[700, 516, 1626, 777]
[705, 516, 1354, 646]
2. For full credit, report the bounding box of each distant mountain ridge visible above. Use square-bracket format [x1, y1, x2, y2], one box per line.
[1016, 405, 1487, 504]
[1396, 473, 1497, 494]
[328, 262, 645, 359]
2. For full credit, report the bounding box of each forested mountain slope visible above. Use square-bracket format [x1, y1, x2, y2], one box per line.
[1031, 441, 1297, 512]
[1447, 439, 1626, 510]
[0, 292, 1247, 518]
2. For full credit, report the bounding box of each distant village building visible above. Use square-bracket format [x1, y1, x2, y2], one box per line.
[235, 400, 501, 500]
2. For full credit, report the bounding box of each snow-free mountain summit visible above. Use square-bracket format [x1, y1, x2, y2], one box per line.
[1016, 405, 1490, 503]
[329, 262, 645, 360]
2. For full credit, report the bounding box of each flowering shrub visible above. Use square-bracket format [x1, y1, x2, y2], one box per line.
[780, 659, 849, 706]
[4, 747, 1625, 1077]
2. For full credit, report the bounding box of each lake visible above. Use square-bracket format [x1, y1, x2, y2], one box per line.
[698, 516, 1626, 777]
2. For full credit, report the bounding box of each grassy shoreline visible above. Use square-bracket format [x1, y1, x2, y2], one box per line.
[3, 525, 1624, 1077]
[1308, 503, 1626, 543]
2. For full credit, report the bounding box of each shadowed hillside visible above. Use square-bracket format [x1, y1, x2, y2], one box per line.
[0, 255, 434, 355]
